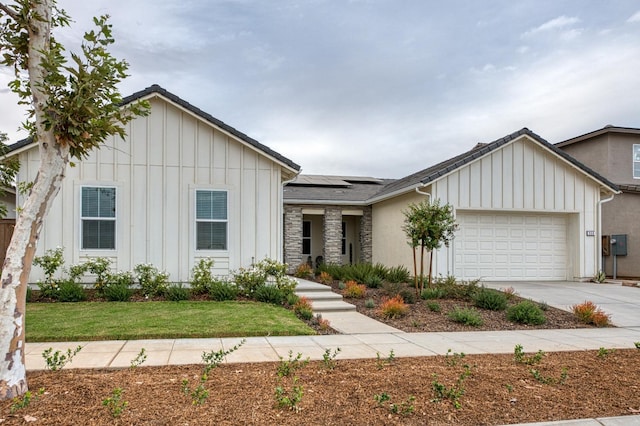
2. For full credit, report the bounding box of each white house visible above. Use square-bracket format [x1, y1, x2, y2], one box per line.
[284, 129, 619, 281]
[8, 85, 300, 282]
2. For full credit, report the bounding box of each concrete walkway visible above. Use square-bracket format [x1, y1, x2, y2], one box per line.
[24, 279, 640, 425]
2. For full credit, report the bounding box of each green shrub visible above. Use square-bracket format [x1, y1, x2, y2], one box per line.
[421, 287, 447, 300]
[507, 301, 546, 325]
[317, 263, 344, 281]
[286, 292, 300, 307]
[56, 279, 87, 302]
[448, 306, 483, 326]
[208, 280, 239, 301]
[26, 287, 33, 303]
[254, 285, 286, 305]
[134, 263, 170, 297]
[365, 298, 376, 309]
[83, 257, 112, 291]
[386, 265, 410, 283]
[473, 287, 508, 311]
[382, 281, 405, 297]
[103, 283, 133, 302]
[233, 267, 267, 297]
[33, 247, 65, 285]
[165, 284, 190, 301]
[363, 272, 383, 288]
[190, 258, 215, 294]
[426, 301, 441, 312]
[399, 289, 416, 304]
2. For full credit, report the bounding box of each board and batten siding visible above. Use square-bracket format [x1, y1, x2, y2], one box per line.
[17, 97, 285, 283]
[372, 135, 603, 280]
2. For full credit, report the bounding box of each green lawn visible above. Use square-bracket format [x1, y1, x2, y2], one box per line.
[26, 301, 316, 342]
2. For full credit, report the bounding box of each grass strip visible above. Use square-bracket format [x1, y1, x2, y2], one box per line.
[26, 300, 315, 342]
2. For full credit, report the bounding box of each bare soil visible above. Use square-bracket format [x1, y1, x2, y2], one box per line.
[7, 282, 634, 424]
[2, 350, 640, 425]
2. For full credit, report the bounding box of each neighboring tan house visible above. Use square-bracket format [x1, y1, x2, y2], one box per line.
[7, 85, 300, 282]
[556, 126, 640, 278]
[284, 128, 619, 281]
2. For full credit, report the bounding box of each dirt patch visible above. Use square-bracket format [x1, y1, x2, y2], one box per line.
[2, 349, 640, 425]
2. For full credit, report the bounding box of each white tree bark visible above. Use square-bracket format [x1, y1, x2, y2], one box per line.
[0, 0, 71, 399]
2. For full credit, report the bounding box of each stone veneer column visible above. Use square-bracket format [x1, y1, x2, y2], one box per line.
[284, 206, 303, 273]
[323, 207, 343, 265]
[359, 206, 373, 263]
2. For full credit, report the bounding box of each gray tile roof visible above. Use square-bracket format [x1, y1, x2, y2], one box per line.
[7, 84, 300, 172]
[618, 184, 640, 194]
[555, 125, 640, 148]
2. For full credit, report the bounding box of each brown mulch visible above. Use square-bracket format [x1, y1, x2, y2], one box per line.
[7, 281, 635, 424]
[2, 349, 640, 425]
[327, 281, 597, 332]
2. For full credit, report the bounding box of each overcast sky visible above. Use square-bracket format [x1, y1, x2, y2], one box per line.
[1, 1, 639, 178]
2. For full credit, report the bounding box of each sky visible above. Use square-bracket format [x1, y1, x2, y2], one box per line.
[1, 0, 639, 178]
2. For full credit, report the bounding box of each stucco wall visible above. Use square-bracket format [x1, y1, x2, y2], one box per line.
[602, 192, 640, 278]
[18, 96, 286, 282]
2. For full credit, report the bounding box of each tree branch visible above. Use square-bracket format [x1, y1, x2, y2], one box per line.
[0, 3, 19, 22]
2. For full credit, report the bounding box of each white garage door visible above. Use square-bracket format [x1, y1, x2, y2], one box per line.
[454, 212, 568, 281]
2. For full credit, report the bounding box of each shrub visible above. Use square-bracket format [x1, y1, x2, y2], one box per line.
[254, 285, 286, 305]
[318, 271, 333, 285]
[364, 298, 376, 309]
[502, 286, 518, 300]
[33, 247, 65, 285]
[421, 287, 447, 300]
[274, 275, 298, 296]
[399, 289, 416, 304]
[473, 287, 508, 311]
[56, 279, 86, 302]
[293, 296, 314, 320]
[386, 265, 410, 283]
[208, 280, 239, 301]
[363, 272, 383, 289]
[382, 281, 405, 297]
[294, 263, 314, 279]
[286, 292, 300, 307]
[379, 295, 409, 319]
[344, 280, 366, 299]
[190, 258, 215, 294]
[83, 257, 112, 291]
[106, 271, 134, 288]
[317, 263, 344, 281]
[426, 301, 441, 312]
[165, 284, 190, 301]
[134, 263, 170, 297]
[103, 283, 133, 302]
[233, 267, 267, 297]
[571, 301, 611, 327]
[255, 258, 287, 278]
[507, 301, 546, 325]
[448, 306, 483, 326]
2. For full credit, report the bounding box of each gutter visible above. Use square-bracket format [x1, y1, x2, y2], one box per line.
[596, 190, 616, 273]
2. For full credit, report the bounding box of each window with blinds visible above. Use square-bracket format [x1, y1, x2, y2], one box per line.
[81, 187, 116, 250]
[196, 190, 228, 250]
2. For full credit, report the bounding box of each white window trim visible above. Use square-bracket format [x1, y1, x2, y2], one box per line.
[195, 189, 229, 251]
[302, 220, 311, 255]
[634, 144, 640, 179]
[80, 185, 117, 251]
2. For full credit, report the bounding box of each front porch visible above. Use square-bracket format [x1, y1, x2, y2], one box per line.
[284, 205, 372, 272]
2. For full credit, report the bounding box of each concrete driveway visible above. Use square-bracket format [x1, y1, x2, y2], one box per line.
[482, 281, 640, 328]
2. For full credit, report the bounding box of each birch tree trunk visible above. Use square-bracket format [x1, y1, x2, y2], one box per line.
[0, 0, 71, 399]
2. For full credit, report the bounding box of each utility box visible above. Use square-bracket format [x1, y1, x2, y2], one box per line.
[611, 234, 628, 256]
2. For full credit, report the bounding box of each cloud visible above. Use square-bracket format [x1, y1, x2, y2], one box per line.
[522, 15, 581, 37]
[627, 11, 640, 23]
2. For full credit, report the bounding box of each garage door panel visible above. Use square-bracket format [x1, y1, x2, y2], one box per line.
[455, 212, 568, 281]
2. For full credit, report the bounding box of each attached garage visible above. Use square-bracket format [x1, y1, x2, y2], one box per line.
[454, 211, 570, 281]
[371, 128, 619, 281]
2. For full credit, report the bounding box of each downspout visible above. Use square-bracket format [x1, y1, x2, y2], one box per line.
[280, 170, 302, 264]
[415, 184, 431, 200]
[597, 190, 615, 275]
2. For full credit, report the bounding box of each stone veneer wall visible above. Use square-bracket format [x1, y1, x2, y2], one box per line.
[283, 205, 303, 273]
[359, 206, 373, 263]
[323, 207, 343, 264]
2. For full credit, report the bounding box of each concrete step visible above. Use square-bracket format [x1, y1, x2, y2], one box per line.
[294, 281, 334, 293]
[309, 300, 356, 313]
[295, 291, 343, 302]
